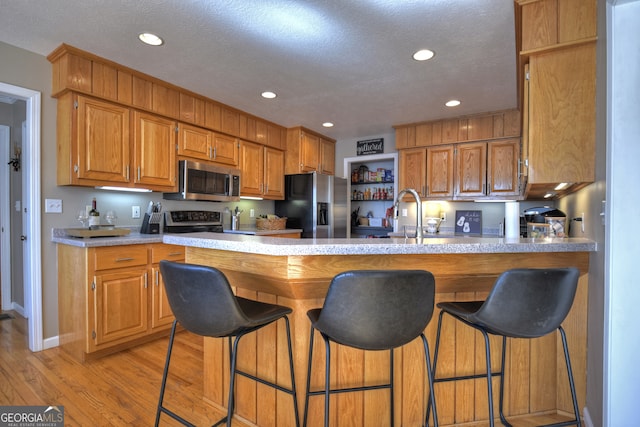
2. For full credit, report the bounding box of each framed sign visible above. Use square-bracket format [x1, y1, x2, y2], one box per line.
[356, 138, 384, 156]
[455, 210, 482, 235]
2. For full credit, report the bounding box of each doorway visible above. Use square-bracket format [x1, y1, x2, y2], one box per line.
[0, 81, 42, 352]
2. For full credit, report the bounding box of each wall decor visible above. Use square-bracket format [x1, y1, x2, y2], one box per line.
[455, 210, 482, 235]
[356, 138, 384, 156]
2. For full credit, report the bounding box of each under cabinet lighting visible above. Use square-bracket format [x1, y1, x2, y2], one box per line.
[96, 186, 153, 193]
[240, 196, 263, 200]
[138, 32, 164, 46]
[554, 182, 572, 191]
[544, 192, 556, 199]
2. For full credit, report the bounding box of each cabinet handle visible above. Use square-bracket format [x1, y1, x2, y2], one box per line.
[167, 252, 183, 257]
[209, 147, 213, 159]
[155, 270, 159, 286]
[126, 165, 129, 181]
[73, 164, 79, 174]
[137, 166, 141, 181]
[483, 183, 486, 195]
[144, 272, 148, 289]
[115, 257, 134, 262]
[213, 147, 217, 159]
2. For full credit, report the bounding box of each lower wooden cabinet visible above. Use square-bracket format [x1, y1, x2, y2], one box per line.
[57, 243, 185, 362]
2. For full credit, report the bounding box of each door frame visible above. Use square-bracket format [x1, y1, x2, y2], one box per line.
[0, 82, 42, 352]
[0, 125, 10, 311]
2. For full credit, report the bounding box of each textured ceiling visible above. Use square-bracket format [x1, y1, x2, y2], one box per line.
[0, 0, 517, 141]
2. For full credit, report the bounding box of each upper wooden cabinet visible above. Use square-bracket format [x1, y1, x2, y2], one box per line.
[285, 127, 336, 175]
[397, 139, 520, 201]
[57, 93, 130, 186]
[394, 110, 520, 149]
[517, 0, 597, 52]
[48, 44, 287, 148]
[56, 92, 176, 191]
[239, 140, 285, 200]
[132, 111, 177, 190]
[177, 123, 239, 166]
[515, 0, 597, 199]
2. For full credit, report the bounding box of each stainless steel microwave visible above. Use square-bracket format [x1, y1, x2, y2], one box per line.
[163, 160, 241, 202]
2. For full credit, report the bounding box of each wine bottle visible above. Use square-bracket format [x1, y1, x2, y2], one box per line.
[89, 197, 100, 229]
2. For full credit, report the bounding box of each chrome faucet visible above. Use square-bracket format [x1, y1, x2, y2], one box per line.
[394, 188, 423, 240]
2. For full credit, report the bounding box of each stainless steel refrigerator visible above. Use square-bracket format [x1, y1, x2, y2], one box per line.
[274, 172, 347, 238]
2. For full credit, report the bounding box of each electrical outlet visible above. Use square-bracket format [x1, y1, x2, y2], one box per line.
[401, 208, 408, 217]
[250, 209, 255, 218]
[441, 212, 446, 222]
[45, 198, 63, 213]
[132, 205, 141, 219]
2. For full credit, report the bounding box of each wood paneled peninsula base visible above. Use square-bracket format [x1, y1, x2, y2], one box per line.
[163, 233, 595, 427]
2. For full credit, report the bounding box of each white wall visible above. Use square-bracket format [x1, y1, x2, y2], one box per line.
[604, 0, 640, 424]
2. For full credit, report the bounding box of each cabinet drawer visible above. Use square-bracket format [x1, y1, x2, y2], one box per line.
[151, 244, 185, 263]
[94, 245, 148, 270]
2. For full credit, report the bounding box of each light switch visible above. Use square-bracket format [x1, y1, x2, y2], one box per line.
[45, 198, 63, 213]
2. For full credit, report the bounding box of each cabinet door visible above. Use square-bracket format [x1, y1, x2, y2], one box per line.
[319, 138, 335, 175]
[300, 132, 320, 172]
[399, 148, 427, 197]
[151, 266, 176, 330]
[239, 140, 264, 197]
[92, 269, 148, 347]
[426, 145, 454, 199]
[263, 147, 285, 199]
[455, 142, 487, 198]
[177, 122, 212, 161]
[488, 139, 520, 197]
[76, 96, 130, 184]
[527, 45, 596, 186]
[212, 133, 239, 166]
[133, 111, 177, 190]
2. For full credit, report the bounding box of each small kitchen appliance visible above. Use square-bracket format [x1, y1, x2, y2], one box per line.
[163, 210, 223, 233]
[523, 206, 567, 237]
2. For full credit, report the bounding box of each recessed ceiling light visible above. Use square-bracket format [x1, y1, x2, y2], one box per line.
[261, 91, 277, 99]
[412, 49, 435, 61]
[138, 32, 164, 46]
[322, 122, 334, 128]
[445, 100, 461, 107]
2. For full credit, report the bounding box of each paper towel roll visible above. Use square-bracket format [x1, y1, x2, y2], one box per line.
[505, 201, 520, 238]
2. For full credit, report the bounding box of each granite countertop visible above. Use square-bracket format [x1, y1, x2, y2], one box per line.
[52, 228, 164, 247]
[162, 232, 596, 256]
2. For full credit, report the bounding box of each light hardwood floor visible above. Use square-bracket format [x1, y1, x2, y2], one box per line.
[0, 312, 578, 426]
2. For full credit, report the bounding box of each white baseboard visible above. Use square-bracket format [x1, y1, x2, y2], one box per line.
[583, 407, 594, 427]
[43, 335, 59, 350]
[11, 302, 25, 317]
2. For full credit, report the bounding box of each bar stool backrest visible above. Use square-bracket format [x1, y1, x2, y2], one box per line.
[159, 260, 251, 337]
[313, 270, 435, 350]
[472, 267, 580, 338]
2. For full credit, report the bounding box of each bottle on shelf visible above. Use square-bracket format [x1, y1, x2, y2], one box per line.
[88, 197, 100, 229]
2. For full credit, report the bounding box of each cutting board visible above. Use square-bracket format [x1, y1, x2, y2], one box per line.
[64, 227, 131, 238]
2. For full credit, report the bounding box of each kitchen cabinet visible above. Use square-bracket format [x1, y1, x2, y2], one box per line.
[57, 93, 130, 186]
[56, 93, 177, 191]
[177, 122, 239, 166]
[398, 139, 520, 200]
[57, 243, 185, 362]
[515, 0, 597, 199]
[427, 145, 455, 199]
[239, 140, 285, 200]
[285, 127, 336, 175]
[133, 111, 177, 190]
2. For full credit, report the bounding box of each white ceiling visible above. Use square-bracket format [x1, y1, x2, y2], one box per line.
[0, 0, 518, 141]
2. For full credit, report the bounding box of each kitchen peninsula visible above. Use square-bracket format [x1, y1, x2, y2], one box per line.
[162, 233, 595, 426]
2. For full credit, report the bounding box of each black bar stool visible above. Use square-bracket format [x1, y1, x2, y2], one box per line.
[429, 267, 581, 427]
[302, 269, 439, 427]
[155, 260, 300, 427]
